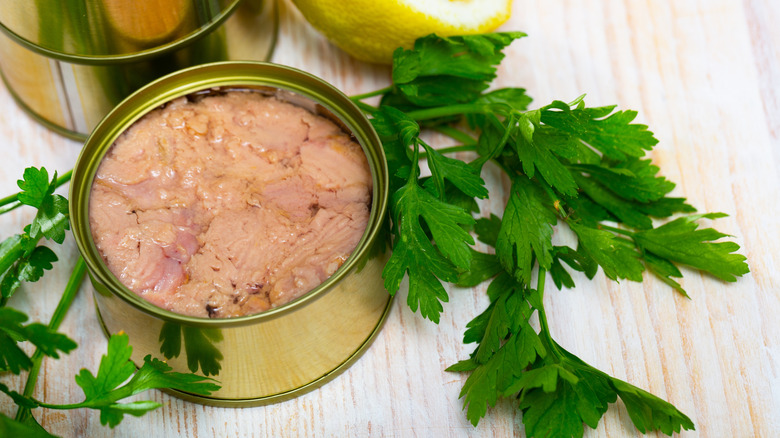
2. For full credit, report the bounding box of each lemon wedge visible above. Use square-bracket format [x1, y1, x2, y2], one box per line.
[291, 0, 512, 64]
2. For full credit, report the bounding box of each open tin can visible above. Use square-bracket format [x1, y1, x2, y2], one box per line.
[69, 61, 391, 406]
[0, 0, 278, 140]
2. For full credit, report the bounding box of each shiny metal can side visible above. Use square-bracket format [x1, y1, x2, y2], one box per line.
[0, 0, 278, 140]
[69, 61, 391, 405]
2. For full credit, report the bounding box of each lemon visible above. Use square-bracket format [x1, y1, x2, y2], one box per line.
[291, 0, 512, 64]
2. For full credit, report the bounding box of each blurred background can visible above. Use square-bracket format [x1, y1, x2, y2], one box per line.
[0, 0, 278, 139]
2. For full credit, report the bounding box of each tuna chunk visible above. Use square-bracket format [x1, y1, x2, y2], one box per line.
[89, 90, 373, 318]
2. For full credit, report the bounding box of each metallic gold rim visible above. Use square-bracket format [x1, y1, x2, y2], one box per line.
[94, 293, 395, 407]
[0, 0, 243, 65]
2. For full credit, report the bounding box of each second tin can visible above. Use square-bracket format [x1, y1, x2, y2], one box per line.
[0, 0, 278, 139]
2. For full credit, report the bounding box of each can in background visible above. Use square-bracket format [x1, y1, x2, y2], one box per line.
[0, 0, 278, 139]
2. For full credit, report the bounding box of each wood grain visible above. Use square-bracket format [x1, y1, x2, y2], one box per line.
[1, 0, 778, 436]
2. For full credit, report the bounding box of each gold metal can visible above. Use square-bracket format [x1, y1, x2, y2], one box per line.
[0, 0, 278, 140]
[69, 61, 391, 406]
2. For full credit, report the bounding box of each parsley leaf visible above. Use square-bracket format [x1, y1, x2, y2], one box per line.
[382, 180, 474, 322]
[351, 30, 748, 437]
[572, 158, 675, 203]
[1, 246, 58, 297]
[0, 307, 76, 374]
[421, 141, 488, 200]
[634, 213, 749, 282]
[512, 120, 579, 196]
[0, 413, 56, 438]
[541, 101, 658, 160]
[0, 167, 69, 301]
[496, 177, 557, 284]
[570, 223, 645, 282]
[16, 167, 53, 208]
[574, 174, 653, 230]
[390, 33, 525, 107]
[74, 333, 220, 428]
[448, 273, 546, 425]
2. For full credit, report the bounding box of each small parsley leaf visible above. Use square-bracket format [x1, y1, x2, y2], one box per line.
[16, 167, 54, 208]
[389, 32, 525, 106]
[0, 413, 56, 438]
[513, 124, 579, 196]
[0, 308, 76, 374]
[496, 177, 557, 284]
[421, 141, 488, 200]
[569, 223, 645, 282]
[634, 214, 749, 282]
[74, 333, 219, 428]
[382, 181, 474, 322]
[541, 102, 658, 160]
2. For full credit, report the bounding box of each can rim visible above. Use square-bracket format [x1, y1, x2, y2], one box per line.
[0, 0, 242, 65]
[70, 61, 389, 328]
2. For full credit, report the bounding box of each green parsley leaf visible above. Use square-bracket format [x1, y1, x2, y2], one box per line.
[512, 122, 579, 196]
[16, 167, 54, 208]
[74, 333, 220, 428]
[541, 101, 658, 160]
[643, 251, 688, 297]
[0, 413, 56, 438]
[30, 194, 70, 245]
[569, 223, 645, 282]
[473, 214, 501, 247]
[353, 31, 750, 437]
[634, 213, 749, 282]
[421, 141, 489, 200]
[456, 248, 501, 288]
[1, 246, 58, 298]
[382, 181, 474, 322]
[389, 32, 525, 106]
[0, 382, 39, 409]
[612, 377, 696, 434]
[574, 174, 653, 230]
[471, 88, 533, 113]
[496, 177, 557, 284]
[577, 158, 675, 202]
[516, 370, 591, 438]
[0, 307, 76, 374]
[0, 167, 70, 301]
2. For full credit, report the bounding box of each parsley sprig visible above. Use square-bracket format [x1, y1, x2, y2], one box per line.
[354, 32, 748, 436]
[1, 32, 750, 437]
[0, 168, 219, 436]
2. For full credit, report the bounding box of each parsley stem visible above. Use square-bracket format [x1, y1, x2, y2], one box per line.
[354, 100, 378, 115]
[419, 144, 478, 159]
[432, 125, 477, 144]
[535, 268, 564, 360]
[0, 170, 73, 215]
[598, 224, 636, 237]
[350, 86, 393, 101]
[406, 104, 490, 121]
[472, 114, 514, 170]
[14, 257, 87, 422]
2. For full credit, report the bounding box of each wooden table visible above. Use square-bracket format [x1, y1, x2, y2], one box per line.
[1, 0, 778, 436]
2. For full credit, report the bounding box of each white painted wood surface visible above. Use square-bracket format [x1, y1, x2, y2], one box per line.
[1, 0, 778, 436]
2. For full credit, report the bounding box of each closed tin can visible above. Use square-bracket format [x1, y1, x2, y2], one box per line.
[0, 0, 278, 140]
[69, 61, 391, 406]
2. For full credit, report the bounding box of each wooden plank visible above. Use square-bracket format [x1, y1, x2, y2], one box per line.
[0, 0, 777, 436]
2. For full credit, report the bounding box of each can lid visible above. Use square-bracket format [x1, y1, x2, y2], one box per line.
[0, 0, 240, 63]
